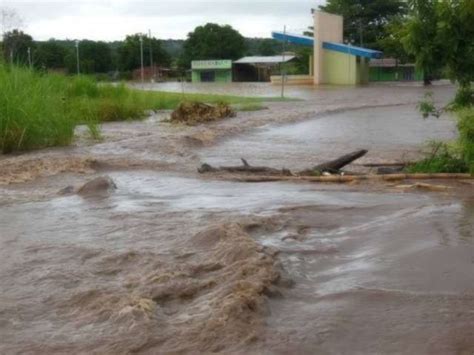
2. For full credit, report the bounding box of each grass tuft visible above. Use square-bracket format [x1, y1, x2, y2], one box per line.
[234, 103, 268, 112]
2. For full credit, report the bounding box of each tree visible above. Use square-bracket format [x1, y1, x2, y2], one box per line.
[402, 0, 442, 85]
[258, 39, 278, 56]
[179, 23, 246, 69]
[319, 0, 407, 49]
[293, 47, 313, 74]
[35, 40, 68, 69]
[404, 0, 473, 100]
[118, 34, 171, 72]
[435, 0, 474, 91]
[2, 29, 33, 65]
[378, 16, 412, 64]
[63, 40, 113, 74]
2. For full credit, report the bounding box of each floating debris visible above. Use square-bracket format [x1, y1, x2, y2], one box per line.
[170, 101, 235, 125]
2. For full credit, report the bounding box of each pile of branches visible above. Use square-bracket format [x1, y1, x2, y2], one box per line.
[170, 101, 235, 125]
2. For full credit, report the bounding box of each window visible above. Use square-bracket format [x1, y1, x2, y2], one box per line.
[200, 71, 215, 82]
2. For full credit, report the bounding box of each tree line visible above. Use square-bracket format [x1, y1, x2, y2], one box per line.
[1, 1, 472, 92]
[0, 23, 289, 76]
[0, 31, 173, 76]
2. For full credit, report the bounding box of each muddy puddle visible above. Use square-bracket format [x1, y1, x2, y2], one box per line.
[1, 170, 473, 353]
[199, 105, 457, 170]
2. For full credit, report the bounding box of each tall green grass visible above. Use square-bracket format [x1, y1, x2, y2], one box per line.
[0, 65, 78, 152]
[0, 64, 265, 153]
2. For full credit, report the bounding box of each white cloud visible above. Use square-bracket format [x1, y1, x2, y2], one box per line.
[1, 0, 324, 40]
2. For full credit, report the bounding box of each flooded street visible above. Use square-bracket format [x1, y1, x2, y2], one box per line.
[1, 83, 473, 354]
[199, 104, 457, 169]
[136, 80, 454, 100]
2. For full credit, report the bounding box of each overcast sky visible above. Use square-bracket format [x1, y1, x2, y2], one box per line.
[1, 0, 326, 41]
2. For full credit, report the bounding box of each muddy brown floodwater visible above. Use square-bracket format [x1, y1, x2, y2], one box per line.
[1, 83, 473, 354]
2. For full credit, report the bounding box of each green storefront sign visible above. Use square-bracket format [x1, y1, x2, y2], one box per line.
[191, 60, 233, 83]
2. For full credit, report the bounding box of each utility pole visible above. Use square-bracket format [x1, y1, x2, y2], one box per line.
[139, 34, 144, 85]
[148, 29, 154, 82]
[345, 39, 354, 84]
[27, 46, 32, 69]
[358, 20, 364, 47]
[281, 25, 287, 99]
[75, 40, 80, 75]
[1, 10, 5, 41]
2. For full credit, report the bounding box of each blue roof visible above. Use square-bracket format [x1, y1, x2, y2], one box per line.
[322, 42, 383, 59]
[271, 31, 314, 47]
[271, 31, 383, 59]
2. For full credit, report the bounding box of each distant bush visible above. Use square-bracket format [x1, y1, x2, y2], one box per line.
[409, 107, 474, 174]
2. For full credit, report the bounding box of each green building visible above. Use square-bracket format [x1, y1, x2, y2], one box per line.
[369, 58, 424, 82]
[191, 60, 233, 83]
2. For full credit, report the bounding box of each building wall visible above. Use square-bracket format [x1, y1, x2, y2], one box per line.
[191, 69, 232, 83]
[314, 11, 343, 85]
[322, 50, 369, 85]
[322, 50, 356, 85]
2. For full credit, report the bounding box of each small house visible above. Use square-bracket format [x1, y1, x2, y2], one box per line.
[233, 55, 297, 82]
[191, 60, 233, 83]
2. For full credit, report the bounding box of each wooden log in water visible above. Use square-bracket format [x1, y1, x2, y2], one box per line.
[306, 149, 368, 174]
[228, 173, 472, 183]
[198, 159, 292, 175]
[198, 150, 368, 176]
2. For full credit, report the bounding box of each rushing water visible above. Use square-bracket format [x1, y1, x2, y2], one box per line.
[1, 98, 473, 353]
[1, 170, 473, 353]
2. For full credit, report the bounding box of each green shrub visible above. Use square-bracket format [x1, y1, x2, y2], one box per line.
[409, 108, 474, 174]
[456, 108, 474, 173]
[67, 75, 100, 98]
[417, 92, 443, 118]
[407, 143, 468, 173]
[415, 89, 474, 174]
[452, 86, 474, 109]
